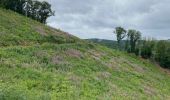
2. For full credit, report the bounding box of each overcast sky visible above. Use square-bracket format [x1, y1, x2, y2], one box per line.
[45, 0, 170, 40]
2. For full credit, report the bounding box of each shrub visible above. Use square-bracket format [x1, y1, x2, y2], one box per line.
[155, 41, 170, 68]
[140, 39, 155, 59]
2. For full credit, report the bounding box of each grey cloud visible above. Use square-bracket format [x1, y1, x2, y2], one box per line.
[45, 0, 170, 40]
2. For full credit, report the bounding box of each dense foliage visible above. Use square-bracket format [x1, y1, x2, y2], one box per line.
[127, 30, 141, 53]
[0, 0, 54, 23]
[114, 27, 170, 68]
[155, 41, 170, 68]
[140, 39, 155, 59]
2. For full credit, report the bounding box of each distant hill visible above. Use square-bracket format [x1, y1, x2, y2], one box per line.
[88, 39, 170, 49]
[86, 38, 117, 49]
[0, 8, 170, 99]
[86, 38, 128, 50]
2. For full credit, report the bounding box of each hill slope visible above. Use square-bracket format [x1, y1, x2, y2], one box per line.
[0, 8, 170, 100]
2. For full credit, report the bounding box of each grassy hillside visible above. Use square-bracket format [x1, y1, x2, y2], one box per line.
[0, 8, 170, 100]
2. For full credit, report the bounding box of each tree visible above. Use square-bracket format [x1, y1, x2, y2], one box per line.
[114, 27, 126, 50]
[22, 0, 33, 17]
[0, 0, 9, 8]
[39, 1, 54, 24]
[127, 29, 141, 53]
[31, 1, 42, 20]
[0, 0, 54, 24]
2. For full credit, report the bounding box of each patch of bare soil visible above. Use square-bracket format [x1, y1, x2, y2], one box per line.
[33, 50, 48, 58]
[156, 63, 170, 76]
[144, 85, 157, 96]
[106, 57, 146, 73]
[34, 26, 47, 36]
[129, 63, 146, 73]
[68, 74, 82, 86]
[88, 50, 106, 60]
[118, 58, 146, 73]
[66, 49, 83, 58]
[96, 72, 111, 79]
[49, 26, 75, 37]
[51, 55, 64, 64]
[105, 57, 121, 70]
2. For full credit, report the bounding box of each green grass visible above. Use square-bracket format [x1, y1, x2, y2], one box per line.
[0, 8, 170, 100]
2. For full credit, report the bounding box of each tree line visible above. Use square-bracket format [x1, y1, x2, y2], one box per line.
[114, 27, 170, 69]
[0, 0, 54, 24]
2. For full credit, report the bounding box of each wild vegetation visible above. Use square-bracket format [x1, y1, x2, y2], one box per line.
[0, 0, 54, 23]
[0, 7, 170, 100]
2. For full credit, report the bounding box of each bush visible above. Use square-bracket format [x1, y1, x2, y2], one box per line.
[140, 39, 155, 59]
[155, 41, 170, 68]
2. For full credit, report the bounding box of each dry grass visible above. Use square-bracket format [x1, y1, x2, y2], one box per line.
[51, 55, 64, 65]
[66, 49, 83, 58]
[34, 26, 47, 36]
